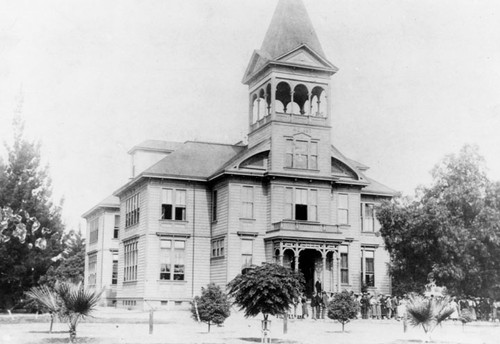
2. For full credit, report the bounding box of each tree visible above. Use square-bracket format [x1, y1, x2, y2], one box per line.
[0, 118, 64, 309]
[191, 283, 231, 333]
[26, 285, 61, 333]
[26, 281, 102, 343]
[378, 145, 500, 296]
[327, 291, 359, 332]
[227, 263, 304, 333]
[39, 229, 85, 288]
[406, 294, 454, 341]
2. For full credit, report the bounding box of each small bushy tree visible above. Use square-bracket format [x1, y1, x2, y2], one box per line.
[26, 285, 61, 333]
[327, 291, 359, 332]
[191, 283, 231, 332]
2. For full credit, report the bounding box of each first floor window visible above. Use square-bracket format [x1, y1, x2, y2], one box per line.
[124, 239, 138, 281]
[160, 239, 185, 280]
[284, 187, 318, 221]
[112, 252, 118, 285]
[88, 253, 97, 287]
[338, 193, 349, 224]
[340, 245, 349, 284]
[211, 238, 224, 258]
[241, 239, 253, 274]
[361, 250, 375, 287]
[161, 189, 186, 221]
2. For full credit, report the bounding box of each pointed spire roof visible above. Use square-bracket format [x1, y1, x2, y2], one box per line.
[260, 0, 326, 60]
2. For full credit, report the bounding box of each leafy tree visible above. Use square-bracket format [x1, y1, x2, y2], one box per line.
[326, 291, 359, 332]
[39, 229, 85, 288]
[378, 145, 500, 296]
[406, 294, 454, 341]
[227, 263, 304, 323]
[0, 118, 64, 309]
[191, 283, 231, 332]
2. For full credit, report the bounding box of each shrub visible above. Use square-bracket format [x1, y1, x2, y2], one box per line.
[191, 283, 231, 333]
[327, 291, 359, 332]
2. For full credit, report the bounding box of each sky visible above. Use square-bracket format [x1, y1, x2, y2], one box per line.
[0, 0, 499, 232]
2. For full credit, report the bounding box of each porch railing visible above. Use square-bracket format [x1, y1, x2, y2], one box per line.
[271, 220, 341, 233]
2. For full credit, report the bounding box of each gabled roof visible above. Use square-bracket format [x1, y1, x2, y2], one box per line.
[361, 177, 396, 197]
[261, 0, 326, 60]
[82, 195, 119, 219]
[127, 140, 183, 154]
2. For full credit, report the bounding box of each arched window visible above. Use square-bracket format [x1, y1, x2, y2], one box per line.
[276, 82, 291, 113]
[251, 94, 259, 123]
[311, 86, 327, 117]
[292, 84, 309, 115]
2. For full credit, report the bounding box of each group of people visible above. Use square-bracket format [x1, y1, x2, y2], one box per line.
[287, 285, 500, 322]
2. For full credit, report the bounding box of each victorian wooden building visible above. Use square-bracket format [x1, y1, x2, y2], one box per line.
[84, 0, 395, 309]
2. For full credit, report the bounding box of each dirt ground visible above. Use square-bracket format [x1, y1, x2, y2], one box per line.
[0, 307, 499, 344]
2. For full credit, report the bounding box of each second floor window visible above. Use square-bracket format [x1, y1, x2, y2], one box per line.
[285, 139, 318, 170]
[89, 218, 99, 244]
[284, 187, 318, 221]
[241, 186, 254, 218]
[161, 189, 186, 221]
[113, 215, 120, 239]
[338, 193, 349, 225]
[125, 193, 140, 228]
[361, 203, 378, 232]
[212, 190, 218, 222]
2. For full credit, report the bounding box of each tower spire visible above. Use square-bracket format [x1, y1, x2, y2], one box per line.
[260, 0, 326, 59]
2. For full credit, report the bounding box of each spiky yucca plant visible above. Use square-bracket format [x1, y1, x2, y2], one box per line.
[56, 282, 103, 343]
[406, 294, 454, 341]
[26, 285, 61, 333]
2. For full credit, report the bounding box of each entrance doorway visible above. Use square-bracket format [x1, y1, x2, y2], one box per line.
[299, 249, 320, 298]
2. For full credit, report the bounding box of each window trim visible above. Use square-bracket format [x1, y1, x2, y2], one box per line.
[159, 239, 186, 281]
[361, 249, 375, 287]
[340, 245, 349, 285]
[284, 137, 319, 170]
[113, 214, 120, 239]
[89, 217, 99, 244]
[161, 189, 187, 221]
[125, 193, 140, 228]
[284, 187, 319, 222]
[338, 193, 349, 225]
[211, 237, 225, 258]
[87, 253, 97, 287]
[123, 239, 138, 282]
[240, 185, 255, 219]
[361, 202, 376, 232]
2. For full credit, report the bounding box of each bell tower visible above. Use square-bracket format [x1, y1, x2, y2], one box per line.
[242, 0, 338, 178]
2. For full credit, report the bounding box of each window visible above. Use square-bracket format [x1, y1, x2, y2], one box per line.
[361, 203, 380, 232]
[123, 239, 138, 282]
[112, 252, 118, 285]
[161, 189, 186, 221]
[241, 186, 254, 218]
[361, 250, 375, 287]
[241, 239, 253, 274]
[88, 253, 97, 287]
[340, 245, 349, 284]
[212, 190, 218, 222]
[284, 187, 318, 221]
[113, 215, 120, 239]
[338, 194, 349, 224]
[285, 139, 318, 170]
[125, 193, 140, 228]
[160, 240, 185, 281]
[89, 218, 99, 244]
[211, 238, 224, 258]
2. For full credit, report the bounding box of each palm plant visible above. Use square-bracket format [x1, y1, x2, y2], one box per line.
[406, 294, 454, 342]
[26, 285, 61, 333]
[56, 282, 103, 343]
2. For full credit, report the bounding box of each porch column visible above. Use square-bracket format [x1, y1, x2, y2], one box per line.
[336, 249, 341, 292]
[321, 251, 327, 290]
[279, 242, 284, 266]
[294, 249, 299, 272]
[361, 248, 365, 289]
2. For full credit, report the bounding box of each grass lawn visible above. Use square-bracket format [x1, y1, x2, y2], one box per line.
[1, 307, 499, 344]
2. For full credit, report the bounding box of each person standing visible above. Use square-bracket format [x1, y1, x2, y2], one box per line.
[301, 297, 309, 319]
[311, 292, 317, 320]
[315, 279, 322, 294]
